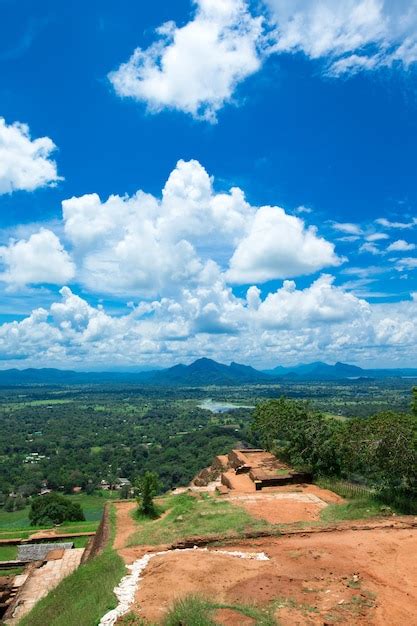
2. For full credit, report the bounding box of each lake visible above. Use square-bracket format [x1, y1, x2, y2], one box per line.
[198, 399, 254, 414]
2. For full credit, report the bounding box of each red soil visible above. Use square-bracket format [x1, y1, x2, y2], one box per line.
[225, 484, 343, 524]
[131, 527, 417, 625]
[113, 501, 137, 552]
[236, 499, 325, 524]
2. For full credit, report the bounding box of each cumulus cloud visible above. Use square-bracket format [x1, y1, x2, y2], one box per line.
[62, 159, 256, 296]
[376, 217, 417, 229]
[227, 206, 343, 284]
[266, 0, 417, 75]
[387, 239, 416, 252]
[395, 257, 417, 271]
[366, 232, 389, 242]
[109, 0, 263, 121]
[62, 159, 338, 295]
[332, 222, 363, 235]
[108, 1, 417, 120]
[248, 274, 370, 328]
[0, 229, 75, 287]
[0, 117, 61, 194]
[0, 274, 416, 368]
[359, 241, 383, 255]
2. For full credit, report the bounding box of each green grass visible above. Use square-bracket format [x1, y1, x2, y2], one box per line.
[0, 544, 18, 560]
[129, 493, 267, 546]
[320, 498, 388, 522]
[0, 566, 24, 577]
[120, 595, 278, 625]
[0, 520, 100, 541]
[0, 492, 114, 534]
[19, 506, 126, 626]
[0, 506, 31, 530]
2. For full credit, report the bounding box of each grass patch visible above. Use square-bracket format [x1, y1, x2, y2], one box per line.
[19, 505, 126, 626]
[320, 498, 387, 523]
[317, 477, 402, 522]
[128, 493, 267, 546]
[0, 544, 18, 561]
[0, 566, 24, 577]
[120, 594, 279, 625]
[0, 493, 115, 535]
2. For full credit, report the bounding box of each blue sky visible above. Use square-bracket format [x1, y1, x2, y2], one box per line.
[0, 0, 417, 369]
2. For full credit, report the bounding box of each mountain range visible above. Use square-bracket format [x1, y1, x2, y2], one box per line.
[0, 358, 416, 386]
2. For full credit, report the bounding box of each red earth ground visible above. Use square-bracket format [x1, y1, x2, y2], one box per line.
[112, 489, 417, 625]
[127, 527, 417, 625]
[224, 484, 344, 524]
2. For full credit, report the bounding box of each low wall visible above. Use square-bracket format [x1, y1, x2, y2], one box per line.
[81, 503, 110, 563]
[249, 470, 313, 488]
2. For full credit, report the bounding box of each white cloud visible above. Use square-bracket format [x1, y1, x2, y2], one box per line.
[266, 0, 417, 74]
[108, 1, 417, 120]
[227, 206, 343, 284]
[376, 217, 417, 229]
[359, 241, 383, 255]
[0, 229, 75, 287]
[294, 205, 312, 214]
[0, 274, 416, 369]
[387, 239, 416, 252]
[109, 0, 263, 122]
[62, 159, 255, 297]
[395, 257, 417, 271]
[332, 222, 363, 235]
[0, 117, 61, 194]
[366, 232, 389, 241]
[62, 159, 338, 295]
[249, 274, 370, 328]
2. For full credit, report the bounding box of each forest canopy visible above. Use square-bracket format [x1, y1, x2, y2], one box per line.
[251, 396, 417, 499]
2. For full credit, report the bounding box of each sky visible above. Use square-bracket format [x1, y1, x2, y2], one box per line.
[0, 0, 417, 370]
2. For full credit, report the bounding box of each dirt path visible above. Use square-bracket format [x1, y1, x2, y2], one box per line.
[113, 502, 137, 553]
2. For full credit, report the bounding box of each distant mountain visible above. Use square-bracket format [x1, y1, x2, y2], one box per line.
[148, 358, 270, 386]
[0, 359, 416, 386]
[0, 368, 153, 386]
[0, 359, 268, 387]
[263, 361, 417, 380]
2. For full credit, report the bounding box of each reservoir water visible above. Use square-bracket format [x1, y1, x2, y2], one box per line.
[198, 399, 254, 413]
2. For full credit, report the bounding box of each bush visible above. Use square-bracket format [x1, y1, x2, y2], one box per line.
[4, 495, 26, 512]
[29, 493, 85, 526]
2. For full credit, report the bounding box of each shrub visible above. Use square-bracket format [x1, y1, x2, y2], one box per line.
[29, 493, 85, 526]
[4, 495, 26, 512]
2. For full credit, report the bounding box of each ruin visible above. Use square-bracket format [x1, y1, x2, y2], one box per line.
[193, 448, 312, 492]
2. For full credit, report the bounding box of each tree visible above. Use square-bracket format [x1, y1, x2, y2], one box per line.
[343, 411, 417, 494]
[29, 493, 85, 526]
[135, 471, 159, 517]
[251, 397, 344, 475]
[412, 387, 417, 416]
[4, 496, 26, 512]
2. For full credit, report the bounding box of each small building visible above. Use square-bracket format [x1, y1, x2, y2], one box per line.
[115, 478, 131, 490]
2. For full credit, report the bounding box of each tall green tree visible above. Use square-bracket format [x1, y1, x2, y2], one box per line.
[251, 397, 344, 475]
[135, 471, 160, 517]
